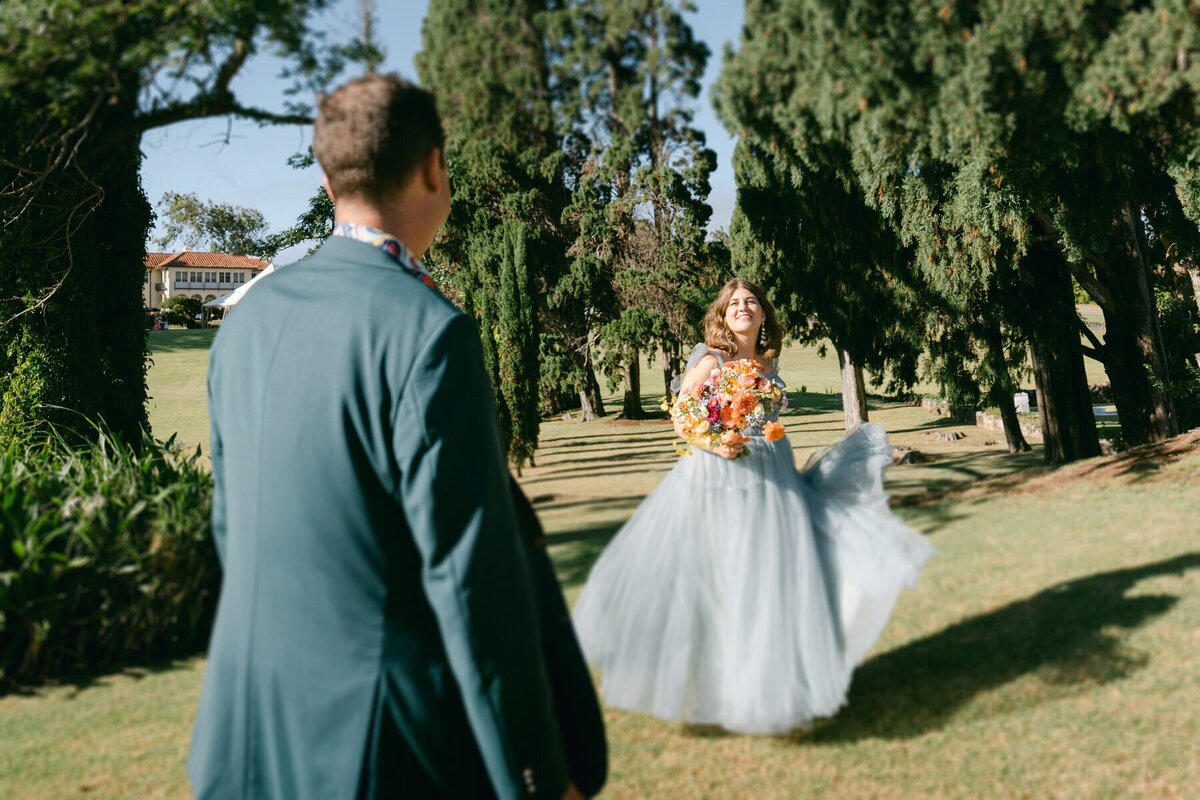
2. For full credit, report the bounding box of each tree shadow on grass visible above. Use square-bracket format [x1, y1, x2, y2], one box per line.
[1065, 432, 1200, 486]
[549, 521, 623, 592]
[891, 500, 970, 537]
[538, 426, 674, 450]
[146, 329, 217, 355]
[522, 461, 677, 485]
[886, 450, 1046, 506]
[2, 654, 201, 700]
[801, 553, 1200, 745]
[536, 442, 675, 469]
[783, 392, 845, 416]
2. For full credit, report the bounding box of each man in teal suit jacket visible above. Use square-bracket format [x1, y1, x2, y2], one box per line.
[188, 75, 604, 799]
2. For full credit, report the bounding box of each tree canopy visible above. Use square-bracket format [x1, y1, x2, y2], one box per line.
[718, 0, 1200, 461]
[154, 192, 269, 256]
[0, 0, 349, 441]
[417, 0, 722, 438]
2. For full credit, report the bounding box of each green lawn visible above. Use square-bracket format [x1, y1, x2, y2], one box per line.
[4, 328, 1198, 798]
[145, 328, 217, 465]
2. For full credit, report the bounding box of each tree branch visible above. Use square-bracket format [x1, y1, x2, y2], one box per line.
[132, 35, 313, 137]
[1070, 260, 1114, 308]
[131, 97, 313, 137]
[1076, 314, 1106, 358]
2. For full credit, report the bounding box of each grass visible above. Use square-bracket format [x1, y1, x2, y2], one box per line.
[4, 330, 1198, 798]
[145, 329, 216, 467]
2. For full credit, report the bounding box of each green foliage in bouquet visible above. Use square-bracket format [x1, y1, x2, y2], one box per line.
[0, 420, 218, 689]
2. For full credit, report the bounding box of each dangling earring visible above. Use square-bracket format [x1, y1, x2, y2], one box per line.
[758, 324, 767, 348]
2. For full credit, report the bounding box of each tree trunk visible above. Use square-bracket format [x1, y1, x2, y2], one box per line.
[578, 388, 603, 421]
[839, 348, 868, 431]
[1084, 208, 1178, 445]
[662, 341, 681, 403]
[997, 398, 1031, 454]
[1188, 266, 1200, 319]
[1021, 245, 1101, 464]
[1121, 202, 1177, 439]
[981, 320, 1030, 453]
[1189, 266, 1200, 370]
[621, 350, 646, 419]
[0, 100, 151, 444]
[576, 339, 606, 421]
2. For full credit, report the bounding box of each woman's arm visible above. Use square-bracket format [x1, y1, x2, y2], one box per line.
[672, 354, 718, 438]
[671, 354, 745, 459]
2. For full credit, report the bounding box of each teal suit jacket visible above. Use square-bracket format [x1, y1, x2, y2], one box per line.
[188, 236, 596, 799]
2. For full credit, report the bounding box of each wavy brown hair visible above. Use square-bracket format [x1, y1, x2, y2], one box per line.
[703, 279, 784, 362]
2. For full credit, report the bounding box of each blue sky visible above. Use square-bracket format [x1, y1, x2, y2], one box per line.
[140, 1, 745, 264]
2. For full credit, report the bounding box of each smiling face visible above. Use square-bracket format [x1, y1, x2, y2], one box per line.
[724, 287, 764, 338]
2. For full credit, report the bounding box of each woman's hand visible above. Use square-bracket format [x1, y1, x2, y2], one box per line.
[711, 440, 746, 459]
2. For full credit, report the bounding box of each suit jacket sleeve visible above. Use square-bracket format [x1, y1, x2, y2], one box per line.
[510, 480, 608, 796]
[207, 343, 227, 564]
[393, 312, 571, 800]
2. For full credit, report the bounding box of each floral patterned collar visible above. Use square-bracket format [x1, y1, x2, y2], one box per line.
[331, 222, 437, 290]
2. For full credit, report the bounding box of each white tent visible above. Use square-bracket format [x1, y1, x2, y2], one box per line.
[203, 262, 277, 309]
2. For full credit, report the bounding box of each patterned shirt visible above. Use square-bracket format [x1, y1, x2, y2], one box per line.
[331, 222, 437, 290]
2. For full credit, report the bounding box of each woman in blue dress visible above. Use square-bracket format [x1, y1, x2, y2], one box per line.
[571, 279, 934, 735]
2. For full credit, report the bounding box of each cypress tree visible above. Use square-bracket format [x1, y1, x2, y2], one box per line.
[719, 0, 1200, 461]
[418, 0, 587, 439]
[498, 221, 541, 471]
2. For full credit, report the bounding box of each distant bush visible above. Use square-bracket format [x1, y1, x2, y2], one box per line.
[0, 421, 217, 688]
[163, 295, 203, 328]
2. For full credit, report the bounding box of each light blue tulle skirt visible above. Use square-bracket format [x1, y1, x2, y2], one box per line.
[571, 422, 935, 734]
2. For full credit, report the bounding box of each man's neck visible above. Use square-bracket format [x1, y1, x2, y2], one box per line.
[333, 196, 427, 257]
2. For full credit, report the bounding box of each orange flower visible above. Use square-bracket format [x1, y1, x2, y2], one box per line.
[719, 405, 743, 428]
[763, 421, 786, 442]
[733, 391, 759, 416]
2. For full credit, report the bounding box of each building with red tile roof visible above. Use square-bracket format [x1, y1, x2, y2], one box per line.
[144, 250, 270, 309]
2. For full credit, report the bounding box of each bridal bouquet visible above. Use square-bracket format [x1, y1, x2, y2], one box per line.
[670, 359, 787, 456]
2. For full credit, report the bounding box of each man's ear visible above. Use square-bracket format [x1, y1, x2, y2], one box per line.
[321, 173, 336, 204]
[423, 148, 445, 192]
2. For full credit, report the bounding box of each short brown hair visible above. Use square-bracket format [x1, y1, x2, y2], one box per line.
[313, 74, 445, 202]
[703, 278, 784, 361]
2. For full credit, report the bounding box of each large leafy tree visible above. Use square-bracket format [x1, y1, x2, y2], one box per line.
[154, 192, 269, 256]
[550, 0, 716, 419]
[417, 0, 565, 453]
[0, 1, 340, 442]
[719, 0, 1200, 462]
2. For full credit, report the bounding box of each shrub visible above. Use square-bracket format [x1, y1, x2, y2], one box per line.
[163, 295, 203, 328]
[0, 421, 217, 688]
